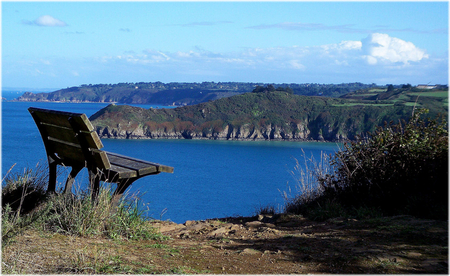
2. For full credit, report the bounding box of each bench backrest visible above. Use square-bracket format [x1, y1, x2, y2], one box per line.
[29, 107, 111, 170]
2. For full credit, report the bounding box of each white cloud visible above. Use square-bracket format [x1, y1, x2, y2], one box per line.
[34, 32, 439, 87]
[23, 15, 67, 27]
[361, 33, 428, 65]
[102, 33, 429, 73]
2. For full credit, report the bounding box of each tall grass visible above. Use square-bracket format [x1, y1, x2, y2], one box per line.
[2, 163, 51, 243]
[2, 164, 164, 244]
[282, 150, 331, 214]
[45, 186, 162, 240]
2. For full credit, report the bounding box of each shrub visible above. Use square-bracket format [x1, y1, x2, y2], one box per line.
[287, 109, 448, 220]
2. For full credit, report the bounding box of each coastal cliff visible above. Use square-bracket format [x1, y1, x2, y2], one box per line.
[90, 91, 415, 142]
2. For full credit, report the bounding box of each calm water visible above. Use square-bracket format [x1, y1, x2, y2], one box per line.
[2, 99, 339, 223]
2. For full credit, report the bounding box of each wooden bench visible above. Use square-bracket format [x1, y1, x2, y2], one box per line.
[28, 107, 174, 205]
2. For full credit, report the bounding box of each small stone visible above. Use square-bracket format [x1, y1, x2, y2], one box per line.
[241, 248, 260, 255]
[245, 221, 264, 228]
[158, 223, 186, 233]
[207, 227, 230, 238]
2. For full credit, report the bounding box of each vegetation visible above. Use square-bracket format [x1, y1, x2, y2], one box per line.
[284, 109, 448, 221]
[91, 87, 446, 141]
[2, 104, 448, 273]
[2, 165, 164, 246]
[15, 81, 379, 105]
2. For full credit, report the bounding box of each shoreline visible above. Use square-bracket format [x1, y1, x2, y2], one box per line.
[97, 135, 347, 143]
[10, 99, 180, 107]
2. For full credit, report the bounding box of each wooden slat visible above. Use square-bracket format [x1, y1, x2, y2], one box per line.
[91, 149, 111, 170]
[107, 153, 158, 176]
[106, 151, 174, 174]
[29, 107, 93, 132]
[106, 164, 138, 179]
[48, 141, 110, 170]
[41, 123, 104, 150]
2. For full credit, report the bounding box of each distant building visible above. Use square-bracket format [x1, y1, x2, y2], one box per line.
[417, 84, 437, 89]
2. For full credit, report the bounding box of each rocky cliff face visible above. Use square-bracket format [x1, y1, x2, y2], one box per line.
[95, 119, 348, 142]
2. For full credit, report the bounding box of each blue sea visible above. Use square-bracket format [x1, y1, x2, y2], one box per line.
[2, 94, 340, 223]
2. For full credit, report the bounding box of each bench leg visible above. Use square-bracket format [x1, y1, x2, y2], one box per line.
[47, 162, 57, 194]
[63, 166, 82, 195]
[111, 178, 137, 208]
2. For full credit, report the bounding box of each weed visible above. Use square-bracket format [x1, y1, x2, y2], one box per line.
[146, 243, 169, 249]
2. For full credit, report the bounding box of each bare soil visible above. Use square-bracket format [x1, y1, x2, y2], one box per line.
[2, 214, 448, 274]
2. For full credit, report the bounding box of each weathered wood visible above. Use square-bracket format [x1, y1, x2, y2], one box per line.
[28, 107, 174, 203]
[41, 123, 103, 149]
[29, 107, 94, 132]
[106, 151, 174, 175]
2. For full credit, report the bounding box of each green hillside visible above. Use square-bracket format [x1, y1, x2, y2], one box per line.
[90, 90, 446, 141]
[15, 82, 379, 106]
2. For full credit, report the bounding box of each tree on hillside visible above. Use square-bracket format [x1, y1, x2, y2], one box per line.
[252, 85, 292, 93]
[387, 84, 394, 92]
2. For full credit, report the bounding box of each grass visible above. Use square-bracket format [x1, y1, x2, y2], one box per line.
[2, 164, 165, 245]
[332, 103, 393, 107]
[282, 149, 331, 215]
[407, 91, 449, 98]
[2, 164, 171, 274]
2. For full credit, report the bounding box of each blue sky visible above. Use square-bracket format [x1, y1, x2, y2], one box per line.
[2, 1, 448, 90]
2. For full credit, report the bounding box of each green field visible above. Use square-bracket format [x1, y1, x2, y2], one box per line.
[407, 91, 448, 98]
[332, 103, 393, 107]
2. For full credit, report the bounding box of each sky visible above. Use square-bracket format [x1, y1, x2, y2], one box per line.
[2, 1, 449, 90]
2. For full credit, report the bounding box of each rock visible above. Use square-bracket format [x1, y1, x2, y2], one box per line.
[206, 223, 241, 238]
[177, 230, 190, 239]
[207, 227, 230, 238]
[158, 223, 186, 233]
[245, 221, 264, 229]
[241, 248, 260, 255]
[185, 222, 211, 233]
[152, 221, 186, 233]
[264, 223, 276, 229]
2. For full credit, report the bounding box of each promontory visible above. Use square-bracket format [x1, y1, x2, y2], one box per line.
[89, 90, 439, 142]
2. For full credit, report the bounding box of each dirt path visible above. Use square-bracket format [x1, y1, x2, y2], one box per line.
[2, 214, 448, 274]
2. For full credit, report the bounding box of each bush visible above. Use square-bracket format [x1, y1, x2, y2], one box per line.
[287, 109, 448, 220]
